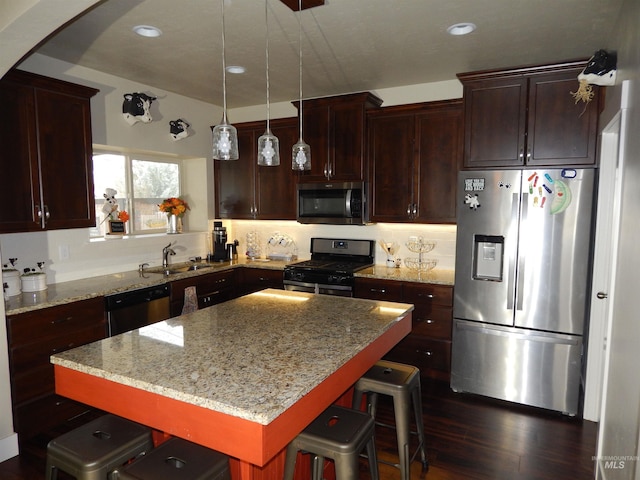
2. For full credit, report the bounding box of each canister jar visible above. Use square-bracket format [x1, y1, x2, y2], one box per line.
[2, 268, 21, 296]
[21, 272, 47, 292]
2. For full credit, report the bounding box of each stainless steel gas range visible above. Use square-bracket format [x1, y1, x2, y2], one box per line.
[283, 238, 375, 297]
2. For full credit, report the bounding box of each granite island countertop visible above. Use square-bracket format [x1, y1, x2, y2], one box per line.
[51, 289, 413, 425]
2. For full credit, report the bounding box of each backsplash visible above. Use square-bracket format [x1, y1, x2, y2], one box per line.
[222, 220, 456, 269]
[0, 221, 455, 285]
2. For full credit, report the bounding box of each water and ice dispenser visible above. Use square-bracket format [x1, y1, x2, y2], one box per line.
[473, 235, 504, 281]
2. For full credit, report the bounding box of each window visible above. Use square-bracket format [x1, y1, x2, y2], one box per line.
[92, 149, 183, 236]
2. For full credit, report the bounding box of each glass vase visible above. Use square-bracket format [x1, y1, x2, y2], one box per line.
[167, 214, 183, 234]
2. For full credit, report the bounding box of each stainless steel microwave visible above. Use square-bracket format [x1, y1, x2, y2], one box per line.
[297, 181, 368, 225]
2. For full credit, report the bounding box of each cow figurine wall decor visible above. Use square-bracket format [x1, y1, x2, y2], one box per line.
[122, 92, 156, 125]
[169, 119, 190, 141]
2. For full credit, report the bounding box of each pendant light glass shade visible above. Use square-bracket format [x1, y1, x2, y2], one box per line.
[292, 0, 311, 171]
[212, 0, 239, 161]
[257, 0, 280, 166]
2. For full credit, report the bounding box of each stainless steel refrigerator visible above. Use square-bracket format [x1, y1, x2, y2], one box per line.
[451, 168, 596, 415]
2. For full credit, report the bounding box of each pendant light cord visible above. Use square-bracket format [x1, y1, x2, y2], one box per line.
[265, 0, 271, 132]
[221, 0, 228, 123]
[298, 0, 303, 141]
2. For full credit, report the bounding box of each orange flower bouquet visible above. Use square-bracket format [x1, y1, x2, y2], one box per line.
[159, 197, 190, 217]
[118, 210, 130, 222]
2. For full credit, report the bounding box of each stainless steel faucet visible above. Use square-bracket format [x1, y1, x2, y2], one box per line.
[162, 242, 176, 268]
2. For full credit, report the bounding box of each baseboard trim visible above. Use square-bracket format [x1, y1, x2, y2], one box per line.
[0, 433, 19, 463]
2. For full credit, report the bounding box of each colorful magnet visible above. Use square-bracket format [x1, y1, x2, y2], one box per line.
[527, 172, 537, 182]
[543, 184, 552, 194]
[544, 173, 554, 183]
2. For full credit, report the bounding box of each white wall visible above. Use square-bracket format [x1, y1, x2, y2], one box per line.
[0, 246, 19, 463]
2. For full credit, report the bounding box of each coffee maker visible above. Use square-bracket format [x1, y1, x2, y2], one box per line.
[211, 221, 228, 261]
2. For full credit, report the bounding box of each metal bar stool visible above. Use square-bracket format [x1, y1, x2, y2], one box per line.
[283, 404, 379, 480]
[115, 437, 231, 480]
[45, 414, 153, 480]
[352, 360, 428, 480]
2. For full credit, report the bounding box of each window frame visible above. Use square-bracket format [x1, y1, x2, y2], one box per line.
[92, 147, 185, 237]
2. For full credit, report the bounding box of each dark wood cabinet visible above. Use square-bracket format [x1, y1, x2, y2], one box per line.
[0, 70, 98, 233]
[6, 297, 106, 440]
[354, 277, 453, 381]
[215, 117, 298, 219]
[368, 100, 462, 223]
[296, 92, 382, 182]
[458, 61, 601, 168]
[235, 267, 284, 297]
[169, 269, 236, 315]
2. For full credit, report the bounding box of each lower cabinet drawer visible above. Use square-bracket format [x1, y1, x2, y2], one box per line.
[384, 335, 451, 378]
[412, 304, 452, 340]
[14, 394, 98, 439]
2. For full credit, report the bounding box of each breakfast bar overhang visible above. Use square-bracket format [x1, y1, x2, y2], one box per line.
[51, 289, 413, 479]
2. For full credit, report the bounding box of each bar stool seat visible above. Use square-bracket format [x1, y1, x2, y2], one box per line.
[45, 414, 153, 480]
[115, 437, 231, 480]
[352, 360, 428, 480]
[283, 404, 379, 480]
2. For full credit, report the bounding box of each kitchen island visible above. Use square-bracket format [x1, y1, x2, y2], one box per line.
[51, 289, 413, 479]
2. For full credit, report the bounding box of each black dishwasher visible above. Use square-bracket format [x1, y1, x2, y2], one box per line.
[105, 284, 171, 336]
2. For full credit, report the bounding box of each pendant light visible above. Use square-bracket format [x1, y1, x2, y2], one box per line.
[257, 0, 280, 166]
[212, 0, 239, 161]
[292, 0, 311, 171]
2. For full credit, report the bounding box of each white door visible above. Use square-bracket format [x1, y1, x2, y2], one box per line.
[583, 111, 623, 422]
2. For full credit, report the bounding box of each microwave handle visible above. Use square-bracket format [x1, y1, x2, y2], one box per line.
[345, 189, 353, 217]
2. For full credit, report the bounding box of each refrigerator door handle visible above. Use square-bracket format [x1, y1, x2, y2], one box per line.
[506, 192, 519, 310]
[516, 193, 528, 311]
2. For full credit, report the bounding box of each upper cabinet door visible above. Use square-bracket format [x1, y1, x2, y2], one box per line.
[461, 76, 528, 168]
[527, 71, 600, 166]
[414, 103, 462, 223]
[255, 118, 298, 220]
[36, 88, 96, 230]
[215, 127, 257, 219]
[459, 61, 600, 169]
[0, 80, 41, 232]
[368, 111, 415, 222]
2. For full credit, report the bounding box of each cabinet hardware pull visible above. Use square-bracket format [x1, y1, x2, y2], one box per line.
[406, 205, 412, 216]
[370, 288, 386, 293]
[519, 149, 524, 160]
[596, 292, 608, 299]
[51, 316, 73, 324]
[426, 319, 434, 324]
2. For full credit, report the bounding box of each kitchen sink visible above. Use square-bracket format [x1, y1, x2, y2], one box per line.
[146, 263, 215, 276]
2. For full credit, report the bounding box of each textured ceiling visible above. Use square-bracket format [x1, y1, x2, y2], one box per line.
[33, 0, 623, 108]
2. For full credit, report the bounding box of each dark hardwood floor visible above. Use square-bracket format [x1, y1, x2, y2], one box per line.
[0, 379, 597, 479]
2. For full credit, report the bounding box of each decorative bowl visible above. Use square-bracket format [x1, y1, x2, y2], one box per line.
[405, 239, 436, 254]
[404, 258, 438, 272]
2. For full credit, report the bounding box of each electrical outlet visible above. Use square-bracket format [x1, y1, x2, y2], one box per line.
[59, 244, 70, 261]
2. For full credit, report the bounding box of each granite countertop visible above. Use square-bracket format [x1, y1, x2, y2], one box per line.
[3, 258, 291, 316]
[51, 289, 413, 425]
[356, 266, 455, 286]
[4, 258, 454, 316]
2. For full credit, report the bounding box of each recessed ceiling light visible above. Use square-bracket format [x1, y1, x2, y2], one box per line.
[226, 66, 246, 74]
[133, 25, 163, 38]
[447, 23, 476, 36]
